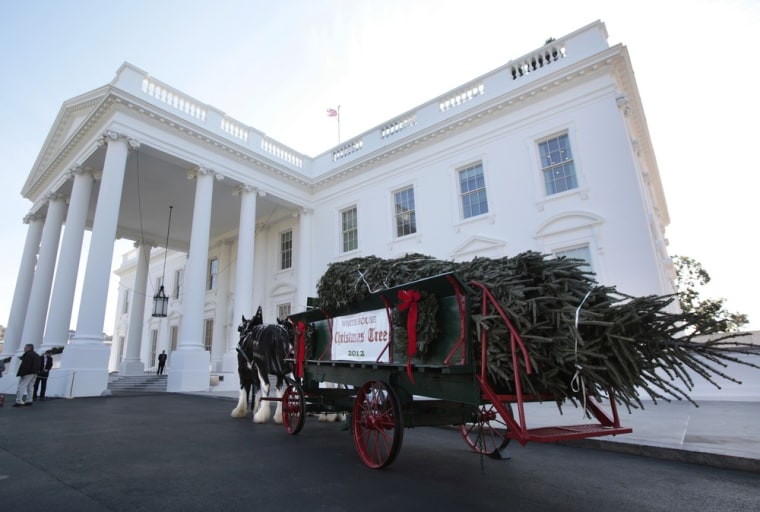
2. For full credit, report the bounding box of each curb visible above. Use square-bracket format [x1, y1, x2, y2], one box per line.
[561, 438, 760, 474]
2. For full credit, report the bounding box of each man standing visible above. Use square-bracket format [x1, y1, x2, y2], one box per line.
[157, 350, 167, 375]
[14, 344, 41, 407]
[33, 350, 54, 401]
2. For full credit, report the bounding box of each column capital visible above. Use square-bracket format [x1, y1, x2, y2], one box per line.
[187, 165, 224, 181]
[299, 207, 314, 216]
[65, 165, 97, 181]
[45, 192, 64, 203]
[233, 183, 265, 196]
[23, 212, 43, 224]
[98, 130, 140, 149]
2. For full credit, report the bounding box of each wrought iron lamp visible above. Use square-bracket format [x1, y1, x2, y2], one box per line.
[152, 205, 173, 318]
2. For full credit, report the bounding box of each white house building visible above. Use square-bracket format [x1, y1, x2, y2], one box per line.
[1, 21, 676, 398]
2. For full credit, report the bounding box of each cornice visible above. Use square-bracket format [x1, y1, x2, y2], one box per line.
[24, 44, 643, 208]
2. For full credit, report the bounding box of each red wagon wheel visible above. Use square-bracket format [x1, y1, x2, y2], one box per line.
[282, 383, 305, 435]
[352, 380, 403, 469]
[459, 402, 512, 457]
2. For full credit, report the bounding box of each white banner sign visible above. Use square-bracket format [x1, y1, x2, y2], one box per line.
[331, 308, 391, 362]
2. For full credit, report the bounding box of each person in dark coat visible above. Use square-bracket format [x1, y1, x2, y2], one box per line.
[33, 350, 54, 401]
[157, 350, 167, 375]
[14, 344, 41, 407]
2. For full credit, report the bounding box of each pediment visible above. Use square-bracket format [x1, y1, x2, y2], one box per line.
[534, 211, 603, 238]
[22, 86, 110, 198]
[451, 235, 506, 260]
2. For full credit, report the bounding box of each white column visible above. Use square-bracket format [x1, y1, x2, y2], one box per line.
[167, 166, 220, 392]
[120, 243, 151, 376]
[211, 239, 232, 371]
[297, 207, 314, 313]
[222, 185, 258, 373]
[20, 194, 67, 349]
[42, 167, 95, 351]
[2, 215, 44, 357]
[63, 131, 135, 398]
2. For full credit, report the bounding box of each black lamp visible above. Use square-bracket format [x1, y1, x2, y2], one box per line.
[152, 205, 173, 318]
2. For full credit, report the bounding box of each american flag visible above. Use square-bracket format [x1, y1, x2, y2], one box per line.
[326, 108, 339, 117]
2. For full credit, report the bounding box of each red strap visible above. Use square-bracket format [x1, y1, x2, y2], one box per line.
[295, 321, 306, 379]
[398, 289, 421, 383]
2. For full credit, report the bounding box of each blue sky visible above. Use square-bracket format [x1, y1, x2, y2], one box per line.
[1, 0, 758, 332]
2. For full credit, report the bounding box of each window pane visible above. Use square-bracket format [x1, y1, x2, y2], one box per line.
[277, 303, 291, 320]
[207, 258, 218, 290]
[539, 134, 578, 195]
[280, 230, 293, 270]
[394, 187, 416, 237]
[341, 206, 358, 252]
[204, 318, 213, 351]
[459, 163, 488, 219]
[555, 246, 592, 273]
[174, 269, 183, 299]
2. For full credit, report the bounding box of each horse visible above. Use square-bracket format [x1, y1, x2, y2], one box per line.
[230, 306, 296, 424]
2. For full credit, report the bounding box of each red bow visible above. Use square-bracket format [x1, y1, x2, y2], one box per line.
[398, 289, 421, 383]
[295, 321, 306, 379]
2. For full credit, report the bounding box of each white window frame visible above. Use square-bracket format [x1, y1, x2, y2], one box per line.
[340, 205, 358, 253]
[538, 132, 578, 196]
[207, 257, 218, 291]
[203, 318, 214, 352]
[458, 161, 489, 219]
[280, 229, 293, 270]
[553, 244, 594, 274]
[277, 303, 291, 321]
[173, 268, 183, 299]
[393, 185, 417, 238]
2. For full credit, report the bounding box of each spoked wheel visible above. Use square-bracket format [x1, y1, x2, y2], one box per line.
[459, 402, 512, 458]
[352, 380, 403, 469]
[282, 382, 305, 435]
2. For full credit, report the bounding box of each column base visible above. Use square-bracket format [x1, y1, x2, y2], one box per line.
[56, 343, 111, 397]
[119, 360, 146, 376]
[166, 350, 211, 392]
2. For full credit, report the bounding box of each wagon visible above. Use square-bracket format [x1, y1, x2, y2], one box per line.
[282, 272, 631, 469]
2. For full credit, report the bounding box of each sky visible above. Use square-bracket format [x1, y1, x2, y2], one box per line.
[1, 0, 758, 334]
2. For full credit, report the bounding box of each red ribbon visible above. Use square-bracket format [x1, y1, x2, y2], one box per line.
[295, 321, 306, 379]
[398, 289, 421, 383]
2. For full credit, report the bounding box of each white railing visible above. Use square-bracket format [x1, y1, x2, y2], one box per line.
[510, 42, 566, 80]
[332, 139, 364, 162]
[221, 118, 249, 142]
[141, 78, 207, 121]
[381, 114, 418, 139]
[261, 139, 304, 168]
[439, 83, 485, 112]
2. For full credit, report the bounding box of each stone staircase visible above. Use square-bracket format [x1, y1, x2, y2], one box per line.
[108, 373, 168, 393]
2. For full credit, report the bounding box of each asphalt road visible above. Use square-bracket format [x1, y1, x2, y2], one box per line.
[1, 393, 758, 512]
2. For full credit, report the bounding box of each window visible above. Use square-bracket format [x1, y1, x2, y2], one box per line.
[341, 206, 358, 252]
[554, 245, 593, 273]
[459, 163, 489, 218]
[150, 329, 158, 366]
[280, 230, 293, 270]
[277, 303, 291, 321]
[394, 186, 416, 237]
[118, 336, 125, 363]
[203, 318, 214, 351]
[122, 290, 129, 314]
[539, 134, 577, 195]
[207, 258, 218, 290]
[170, 325, 179, 353]
[173, 268, 183, 299]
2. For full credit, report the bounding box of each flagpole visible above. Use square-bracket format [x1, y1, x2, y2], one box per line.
[337, 105, 341, 144]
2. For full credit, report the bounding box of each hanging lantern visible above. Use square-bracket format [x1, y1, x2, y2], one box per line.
[151, 205, 173, 318]
[152, 285, 169, 317]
